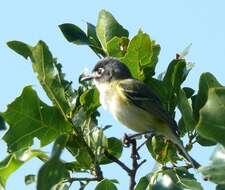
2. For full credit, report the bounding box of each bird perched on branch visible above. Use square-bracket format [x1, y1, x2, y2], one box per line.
[81, 57, 200, 169]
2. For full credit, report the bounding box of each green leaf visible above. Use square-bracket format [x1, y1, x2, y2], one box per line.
[0, 115, 6, 130]
[0, 149, 47, 187]
[199, 145, 225, 185]
[25, 174, 36, 185]
[99, 137, 123, 165]
[87, 22, 102, 48]
[51, 134, 69, 158]
[37, 157, 69, 190]
[80, 88, 100, 114]
[95, 179, 118, 190]
[96, 10, 128, 51]
[216, 185, 225, 190]
[120, 30, 156, 80]
[135, 176, 149, 190]
[146, 136, 180, 164]
[196, 87, 225, 146]
[106, 37, 129, 57]
[183, 87, 195, 99]
[7, 41, 32, 59]
[162, 59, 190, 113]
[177, 88, 195, 132]
[193, 72, 222, 121]
[59, 23, 90, 45]
[2, 86, 72, 152]
[163, 167, 203, 190]
[8, 40, 72, 118]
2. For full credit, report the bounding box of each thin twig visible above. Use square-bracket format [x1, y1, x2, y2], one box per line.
[104, 150, 131, 173]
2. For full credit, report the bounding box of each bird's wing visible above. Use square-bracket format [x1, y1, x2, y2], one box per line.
[118, 79, 178, 134]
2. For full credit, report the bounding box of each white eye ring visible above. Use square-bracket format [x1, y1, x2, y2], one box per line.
[96, 67, 104, 77]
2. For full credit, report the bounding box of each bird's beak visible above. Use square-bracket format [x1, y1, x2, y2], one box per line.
[80, 74, 94, 82]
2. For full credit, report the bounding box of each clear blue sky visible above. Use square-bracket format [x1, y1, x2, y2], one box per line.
[1, 0, 225, 189]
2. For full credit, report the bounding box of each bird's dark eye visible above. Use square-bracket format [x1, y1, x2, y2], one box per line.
[96, 67, 104, 77]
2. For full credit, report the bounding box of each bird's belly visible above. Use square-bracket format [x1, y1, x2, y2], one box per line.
[108, 96, 159, 133]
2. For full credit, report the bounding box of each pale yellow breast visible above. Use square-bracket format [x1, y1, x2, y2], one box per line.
[95, 81, 165, 133]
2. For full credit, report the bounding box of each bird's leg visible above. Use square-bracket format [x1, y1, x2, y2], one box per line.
[123, 130, 154, 145]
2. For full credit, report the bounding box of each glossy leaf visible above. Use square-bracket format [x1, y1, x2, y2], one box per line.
[59, 23, 90, 45]
[95, 179, 118, 190]
[96, 9, 128, 51]
[199, 145, 225, 185]
[2, 86, 72, 152]
[51, 134, 69, 158]
[196, 87, 225, 146]
[37, 157, 69, 190]
[0, 149, 47, 187]
[8, 40, 72, 118]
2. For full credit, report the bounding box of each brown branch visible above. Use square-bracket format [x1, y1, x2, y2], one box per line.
[105, 134, 147, 190]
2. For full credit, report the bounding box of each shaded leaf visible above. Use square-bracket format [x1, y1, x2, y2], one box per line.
[216, 185, 225, 190]
[96, 10, 128, 51]
[59, 23, 90, 45]
[193, 72, 222, 121]
[199, 145, 225, 185]
[87, 22, 102, 48]
[135, 176, 149, 190]
[51, 134, 69, 158]
[25, 174, 36, 185]
[146, 136, 180, 164]
[37, 157, 69, 190]
[0, 115, 6, 130]
[99, 137, 123, 165]
[95, 179, 118, 190]
[0, 149, 47, 187]
[7, 41, 32, 59]
[177, 88, 195, 132]
[196, 87, 225, 146]
[2, 86, 72, 152]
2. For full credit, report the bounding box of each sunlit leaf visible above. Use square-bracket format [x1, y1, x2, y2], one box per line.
[96, 9, 128, 51]
[0, 149, 47, 187]
[95, 179, 118, 190]
[106, 36, 129, 57]
[2, 86, 72, 152]
[120, 30, 155, 79]
[8, 40, 72, 118]
[196, 87, 225, 146]
[199, 145, 225, 185]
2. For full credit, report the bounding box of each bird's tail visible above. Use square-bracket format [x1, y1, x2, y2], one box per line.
[170, 133, 200, 169]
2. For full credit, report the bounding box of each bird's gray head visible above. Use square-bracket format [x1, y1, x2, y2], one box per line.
[82, 57, 132, 83]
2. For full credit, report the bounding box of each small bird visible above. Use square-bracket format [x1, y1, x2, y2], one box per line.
[81, 57, 200, 169]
